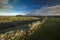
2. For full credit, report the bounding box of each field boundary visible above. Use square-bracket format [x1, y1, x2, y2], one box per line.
[0, 18, 47, 40]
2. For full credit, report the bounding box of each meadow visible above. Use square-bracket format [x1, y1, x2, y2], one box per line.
[0, 16, 40, 30]
[31, 17, 60, 40]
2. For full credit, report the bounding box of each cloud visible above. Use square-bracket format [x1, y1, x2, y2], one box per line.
[0, 12, 24, 16]
[0, 13, 17, 16]
[19, 6, 27, 10]
[0, 0, 8, 4]
[46, 5, 60, 15]
[27, 5, 60, 16]
[4, 5, 13, 9]
[0, 5, 13, 12]
[0, 6, 3, 9]
[0, 0, 13, 12]
[13, 0, 18, 3]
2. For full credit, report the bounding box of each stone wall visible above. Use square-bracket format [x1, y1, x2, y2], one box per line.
[0, 18, 47, 40]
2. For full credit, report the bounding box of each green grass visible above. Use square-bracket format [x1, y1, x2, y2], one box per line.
[31, 18, 60, 40]
[0, 21, 40, 34]
[0, 23, 29, 34]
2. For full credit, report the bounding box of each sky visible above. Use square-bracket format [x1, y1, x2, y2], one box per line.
[0, 0, 60, 16]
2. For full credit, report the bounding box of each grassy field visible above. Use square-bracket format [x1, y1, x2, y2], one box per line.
[1, 16, 60, 40]
[0, 23, 29, 34]
[0, 17, 60, 40]
[0, 16, 40, 30]
[0, 16, 41, 33]
[0, 16, 40, 23]
[31, 18, 60, 40]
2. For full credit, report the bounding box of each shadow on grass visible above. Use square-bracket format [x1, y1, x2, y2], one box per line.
[0, 19, 40, 30]
[0, 19, 42, 34]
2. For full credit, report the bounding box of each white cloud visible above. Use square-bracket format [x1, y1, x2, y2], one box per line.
[0, 12, 26, 16]
[13, 0, 18, 3]
[0, 0, 13, 12]
[27, 5, 60, 16]
[0, 0, 8, 4]
[47, 5, 60, 15]
[4, 5, 13, 9]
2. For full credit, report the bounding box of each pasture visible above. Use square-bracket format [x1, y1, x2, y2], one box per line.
[31, 17, 60, 40]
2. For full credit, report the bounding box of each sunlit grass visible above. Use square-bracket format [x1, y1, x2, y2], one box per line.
[0, 16, 40, 23]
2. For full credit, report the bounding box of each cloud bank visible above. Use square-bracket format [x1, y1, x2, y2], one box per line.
[27, 5, 60, 16]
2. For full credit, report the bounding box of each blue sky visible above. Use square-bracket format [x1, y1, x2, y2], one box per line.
[0, 0, 60, 16]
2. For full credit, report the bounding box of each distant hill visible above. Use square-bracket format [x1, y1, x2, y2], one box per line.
[16, 15, 26, 17]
